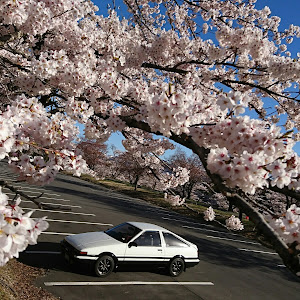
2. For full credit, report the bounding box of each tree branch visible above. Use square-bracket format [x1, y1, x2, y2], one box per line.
[0, 180, 70, 211]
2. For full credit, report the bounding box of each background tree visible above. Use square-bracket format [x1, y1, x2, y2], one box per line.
[168, 149, 208, 199]
[112, 150, 148, 190]
[76, 140, 107, 171]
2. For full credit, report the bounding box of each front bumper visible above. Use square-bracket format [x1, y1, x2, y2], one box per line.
[61, 239, 77, 263]
[61, 240, 98, 262]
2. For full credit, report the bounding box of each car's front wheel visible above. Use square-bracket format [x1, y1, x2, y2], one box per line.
[169, 257, 185, 277]
[94, 255, 115, 277]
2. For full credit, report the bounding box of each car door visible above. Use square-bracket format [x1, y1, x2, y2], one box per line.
[124, 230, 165, 263]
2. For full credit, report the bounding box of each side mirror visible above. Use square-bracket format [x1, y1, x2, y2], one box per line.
[128, 242, 137, 248]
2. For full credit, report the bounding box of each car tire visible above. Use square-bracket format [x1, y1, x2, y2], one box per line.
[94, 255, 115, 277]
[169, 257, 185, 277]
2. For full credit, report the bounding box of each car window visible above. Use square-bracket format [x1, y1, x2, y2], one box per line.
[105, 223, 141, 243]
[133, 231, 161, 247]
[163, 232, 188, 247]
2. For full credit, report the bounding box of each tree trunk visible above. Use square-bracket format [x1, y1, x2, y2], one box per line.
[239, 209, 243, 220]
[133, 175, 139, 191]
[286, 195, 290, 211]
[228, 201, 234, 212]
[227, 194, 300, 276]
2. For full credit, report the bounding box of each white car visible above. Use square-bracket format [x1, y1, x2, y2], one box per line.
[61, 222, 199, 277]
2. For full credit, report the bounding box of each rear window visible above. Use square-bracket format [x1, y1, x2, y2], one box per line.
[163, 232, 188, 247]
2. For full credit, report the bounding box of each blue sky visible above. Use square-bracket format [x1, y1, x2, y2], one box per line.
[90, 0, 300, 157]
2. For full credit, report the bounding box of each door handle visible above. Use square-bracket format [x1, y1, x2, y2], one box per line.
[157, 249, 162, 251]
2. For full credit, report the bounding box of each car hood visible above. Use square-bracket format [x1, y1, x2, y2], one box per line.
[65, 231, 120, 249]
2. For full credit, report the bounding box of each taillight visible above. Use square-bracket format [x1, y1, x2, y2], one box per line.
[80, 251, 87, 255]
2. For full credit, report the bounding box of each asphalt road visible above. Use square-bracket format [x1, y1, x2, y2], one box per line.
[1, 161, 299, 300]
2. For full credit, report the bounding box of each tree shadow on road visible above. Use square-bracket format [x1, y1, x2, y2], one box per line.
[181, 232, 300, 284]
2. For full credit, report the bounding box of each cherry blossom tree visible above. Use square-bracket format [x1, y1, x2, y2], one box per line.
[0, 0, 300, 275]
[168, 149, 208, 199]
[118, 128, 188, 191]
[76, 140, 108, 175]
[111, 150, 148, 189]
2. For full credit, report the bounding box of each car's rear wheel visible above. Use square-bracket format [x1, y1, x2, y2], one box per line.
[169, 257, 185, 277]
[94, 255, 115, 277]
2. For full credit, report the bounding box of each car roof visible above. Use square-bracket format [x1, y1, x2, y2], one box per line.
[127, 222, 168, 231]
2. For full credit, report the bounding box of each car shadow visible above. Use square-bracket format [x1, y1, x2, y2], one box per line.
[18, 242, 169, 278]
[18, 242, 88, 275]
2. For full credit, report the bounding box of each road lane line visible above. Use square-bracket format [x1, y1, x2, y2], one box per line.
[163, 217, 214, 228]
[34, 196, 70, 201]
[7, 193, 70, 202]
[206, 235, 260, 245]
[42, 232, 75, 236]
[25, 251, 61, 254]
[239, 248, 278, 255]
[182, 225, 240, 236]
[22, 208, 95, 216]
[4, 188, 61, 196]
[21, 200, 81, 208]
[44, 281, 214, 286]
[45, 219, 113, 226]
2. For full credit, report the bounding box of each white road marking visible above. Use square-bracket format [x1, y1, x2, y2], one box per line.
[7, 193, 70, 202]
[22, 208, 95, 216]
[44, 281, 214, 286]
[25, 251, 61, 254]
[239, 248, 278, 255]
[34, 196, 70, 201]
[182, 225, 240, 236]
[21, 200, 81, 208]
[46, 219, 113, 226]
[206, 235, 260, 245]
[42, 232, 75, 236]
[163, 217, 214, 228]
[4, 188, 61, 196]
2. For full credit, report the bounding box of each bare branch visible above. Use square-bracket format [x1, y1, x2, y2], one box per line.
[0, 180, 70, 211]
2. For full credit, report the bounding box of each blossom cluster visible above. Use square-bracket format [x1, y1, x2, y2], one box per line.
[191, 116, 300, 194]
[204, 206, 215, 222]
[165, 195, 185, 207]
[203, 206, 244, 231]
[225, 215, 244, 231]
[159, 166, 190, 190]
[265, 204, 300, 248]
[1, 95, 89, 185]
[0, 188, 48, 266]
[147, 87, 225, 137]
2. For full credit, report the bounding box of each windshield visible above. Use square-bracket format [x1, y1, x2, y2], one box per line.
[105, 223, 141, 243]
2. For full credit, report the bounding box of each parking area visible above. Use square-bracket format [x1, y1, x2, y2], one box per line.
[1, 161, 299, 300]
